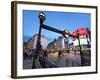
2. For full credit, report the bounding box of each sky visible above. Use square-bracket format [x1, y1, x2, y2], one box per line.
[23, 10, 91, 42]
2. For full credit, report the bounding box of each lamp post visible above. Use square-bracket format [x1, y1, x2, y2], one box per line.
[86, 28, 91, 48]
[87, 28, 91, 42]
[77, 30, 84, 66]
[32, 12, 46, 68]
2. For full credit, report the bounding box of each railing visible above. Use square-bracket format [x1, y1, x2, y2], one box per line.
[44, 58, 58, 68]
[39, 57, 58, 68]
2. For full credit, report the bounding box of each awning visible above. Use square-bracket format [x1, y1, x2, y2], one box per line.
[72, 28, 89, 37]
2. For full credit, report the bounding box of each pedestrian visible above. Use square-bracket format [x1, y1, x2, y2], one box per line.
[43, 49, 48, 58]
[23, 52, 28, 59]
[29, 50, 32, 59]
[58, 50, 62, 58]
[39, 55, 46, 68]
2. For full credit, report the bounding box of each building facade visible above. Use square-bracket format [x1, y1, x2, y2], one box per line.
[47, 36, 68, 50]
[73, 35, 90, 47]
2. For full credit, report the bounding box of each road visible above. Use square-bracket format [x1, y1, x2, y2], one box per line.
[23, 51, 90, 69]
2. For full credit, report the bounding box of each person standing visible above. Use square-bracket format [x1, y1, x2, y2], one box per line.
[58, 50, 62, 58]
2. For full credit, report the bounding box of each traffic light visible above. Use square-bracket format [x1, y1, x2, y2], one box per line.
[63, 30, 69, 38]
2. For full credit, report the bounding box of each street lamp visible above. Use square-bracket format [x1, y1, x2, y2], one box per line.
[63, 29, 69, 38]
[76, 30, 84, 66]
[32, 12, 46, 68]
[39, 12, 46, 21]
